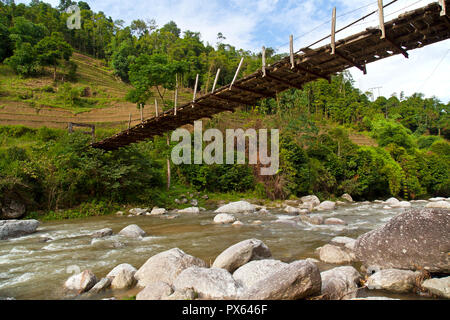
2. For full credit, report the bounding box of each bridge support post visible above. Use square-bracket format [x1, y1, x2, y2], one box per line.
[262, 46, 266, 77]
[439, 0, 446, 16]
[174, 74, 178, 115]
[290, 35, 295, 69]
[140, 104, 143, 122]
[230, 57, 244, 90]
[378, 0, 386, 39]
[192, 74, 199, 108]
[331, 7, 336, 55]
[212, 68, 221, 92]
[128, 114, 131, 129]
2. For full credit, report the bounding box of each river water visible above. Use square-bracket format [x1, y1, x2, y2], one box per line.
[0, 201, 434, 300]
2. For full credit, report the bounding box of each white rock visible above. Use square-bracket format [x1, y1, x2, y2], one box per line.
[321, 266, 361, 300]
[64, 270, 97, 293]
[284, 206, 301, 214]
[129, 208, 148, 216]
[425, 201, 450, 209]
[213, 213, 236, 224]
[319, 244, 355, 264]
[149, 207, 167, 216]
[330, 237, 356, 251]
[89, 277, 111, 293]
[111, 269, 136, 290]
[232, 221, 244, 227]
[324, 218, 347, 225]
[428, 197, 446, 202]
[106, 263, 137, 280]
[341, 194, 354, 202]
[0, 220, 40, 240]
[91, 228, 113, 239]
[177, 207, 200, 214]
[134, 248, 207, 287]
[258, 208, 270, 215]
[118, 224, 146, 238]
[383, 206, 392, 210]
[422, 277, 450, 299]
[367, 269, 421, 293]
[384, 198, 400, 205]
[136, 281, 174, 300]
[391, 201, 412, 208]
[316, 201, 336, 211]
[300, 195, 321, 207]
[214, 201, 256, 214]
[212, 239, 272, 273]
[233, 260, 287, 289]
[173, 267, 242, 299]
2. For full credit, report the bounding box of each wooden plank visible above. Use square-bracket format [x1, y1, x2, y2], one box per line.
[385, 35, 409, 58]
[211, 94, 250, 106]
[231, 84, 275, 98]
[230, 57, 244, 90]
[334, 50, 367, 74]
[378, 0, 386, 39]
[212, 68, 221, 92]
[265, 73, 303, 90]
[295, 64, 331, 82]
[331, 7, 337, 55]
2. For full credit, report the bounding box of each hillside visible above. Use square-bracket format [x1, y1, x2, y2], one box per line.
[0, 53, 194, 131]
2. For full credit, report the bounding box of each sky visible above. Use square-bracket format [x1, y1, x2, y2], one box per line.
[19, 0, 450, 102]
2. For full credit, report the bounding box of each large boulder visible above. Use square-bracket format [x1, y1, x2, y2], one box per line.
[136, 281, 174, 300]
[321, 266, 361, 300]
[240, 260, 321, 300]
[212, 239, 272, 273]
[316, 201, 336, 211]
[233, 260, 288, 289]
[1, 199, 26, 219]
[354, 208, 450, 273]
[367, 269, 421, 293]
[422, 277, 450, 299]
[134, 248, 207, 287]
[284, 206, 301, 215]
[213, 213, 236, 224]
[149, 207, 167, 216]
[425, 201, 450, 209]
[173, 267, 242, 299]
[384, 198, 400, 205]
[215, 201, 256, 214]
[64, 270, 97, 293]
[118, 224, 146, 238]
[319, 244, 356, 264]
[0, 220, 39, 240]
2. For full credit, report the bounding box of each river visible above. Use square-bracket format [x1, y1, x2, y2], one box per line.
[0, 201, 435, 300]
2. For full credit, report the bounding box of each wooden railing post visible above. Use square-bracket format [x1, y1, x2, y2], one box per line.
[378, 0, 386, 39]
[212, 68, 221, 93]
[290, 35, 295, 68]
[331, 7, 337, 55]
[192, 73, 199, 108]
[262, 46, 266, 77]
[230, 57, 244, 90]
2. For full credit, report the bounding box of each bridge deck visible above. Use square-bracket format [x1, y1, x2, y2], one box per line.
[92, 1, 450, 151]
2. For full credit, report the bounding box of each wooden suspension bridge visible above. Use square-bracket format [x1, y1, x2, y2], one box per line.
[92, 0, 450, 151]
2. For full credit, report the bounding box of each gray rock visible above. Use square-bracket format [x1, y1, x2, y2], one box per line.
[341, 194, 354, 202]
[129, 208, 148, 216]
[319, 244, 356, 264]
[202, 195, 209, 200]
[367, 269, 421, 293]
[390, 201, 412, 208]
[118, 224, 146, 238]
[316, 201, 336, 211]
[284, 206, 301, 214]
[321, 266, 361, 300]
[213, 213, 236, 224]
[428, 197, 446, 202]
[173, 267, 242, 299]
[384, 198, 400, 205]
[89, 277, 111, 293]
[135, 248, 207, 287]
[354, 208, 450, 273]
[136, 281, 174, 300]
[111, 269, 136, 290]
[422, 277, 450, 299]
[190, 199, 198, 206]
[212, 239, 272, 273]
[330, 237, 356, 251]
[91, 228, 113, 239]
[300, 215, 324, 225]
[240, 260, 321, 300]
[1, 199, 26, 219]
[215, 201, 256, 214]
[166, 289, 197, 300]
[233, 259, 288, 289]
[324, 218, 347, 225]
[65, 270, 97, 293]
[106, 263, 137, 280]
[0, 220, 40, 240]
[232, 221, 244, 227]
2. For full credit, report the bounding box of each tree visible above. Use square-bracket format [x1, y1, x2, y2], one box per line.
[4, 42, 39, 76]
[35, 32, 73, 81]
[161, 21, 180, 38]
[0, 22, 12, 61]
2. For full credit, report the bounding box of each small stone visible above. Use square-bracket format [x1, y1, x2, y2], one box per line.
[422, 277, 450, 299]
[214, 213, 236, 224]
[111, 269, 136, 290]
[324, 218, 347, 225]
[89, 277, 111, 294]
[91, 228, 113, 239]
[177, 207, 200, 214]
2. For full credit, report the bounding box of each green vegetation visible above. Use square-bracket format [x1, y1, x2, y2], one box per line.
[0, 1, 448, 221]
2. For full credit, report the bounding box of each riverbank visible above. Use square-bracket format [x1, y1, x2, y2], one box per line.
[0, 198, 448, 300]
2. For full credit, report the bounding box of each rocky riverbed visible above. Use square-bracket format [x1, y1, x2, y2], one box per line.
[0, 196, 449, 300]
